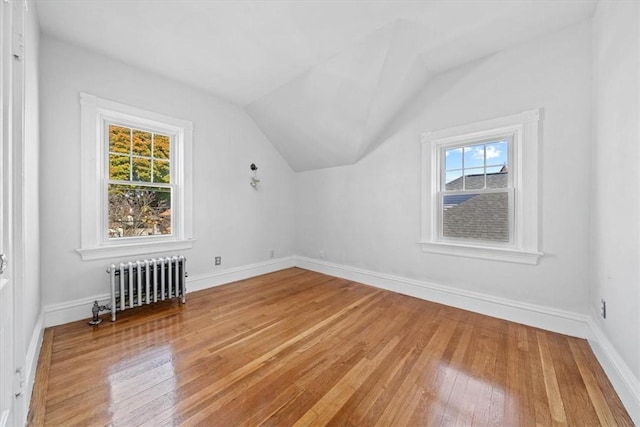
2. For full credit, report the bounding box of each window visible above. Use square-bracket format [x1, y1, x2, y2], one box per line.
[77, 93, 193, 261]
[420, 110, 542, 264]
[107, 124, 172, 239]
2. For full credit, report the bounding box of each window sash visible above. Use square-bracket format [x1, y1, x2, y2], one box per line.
[439, 135, 514, 193]
[435, 135, 514, 247]
[436, 187, 515, 246]
[100, 118, 180, 245]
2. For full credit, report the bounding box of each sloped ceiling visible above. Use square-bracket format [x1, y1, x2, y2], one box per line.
[36, 0, 596, 171]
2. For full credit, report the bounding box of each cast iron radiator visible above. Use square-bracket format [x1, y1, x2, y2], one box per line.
[107, 255, 187, 321]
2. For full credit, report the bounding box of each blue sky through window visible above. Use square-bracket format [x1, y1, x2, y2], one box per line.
[444, 140, 508, 185]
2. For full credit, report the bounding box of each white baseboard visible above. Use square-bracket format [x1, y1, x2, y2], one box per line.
[24, 312, 44, 403]
[187, 256, 296, 293]
[44, 293, 111, 327]
[294, 256, 590, 338]
[43, 256, 296, 327]
[587, 318, 640, 424]
[293, 256, 640, 425]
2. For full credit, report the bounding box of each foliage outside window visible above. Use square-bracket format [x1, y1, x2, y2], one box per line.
[420, 110, 542, 265]
[107, 124, 173, 239]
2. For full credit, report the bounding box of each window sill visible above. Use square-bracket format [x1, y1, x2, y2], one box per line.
[419, 241, 542, 265]
[76, 239, 195, 261]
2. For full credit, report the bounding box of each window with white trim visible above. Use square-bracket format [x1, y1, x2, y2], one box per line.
[107, 123, 173, 239]
[77, 93, 194, 261]
[420, 110, 542, 264]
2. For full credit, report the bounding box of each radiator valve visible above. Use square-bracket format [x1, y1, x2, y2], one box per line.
[89, 300, 111, 326]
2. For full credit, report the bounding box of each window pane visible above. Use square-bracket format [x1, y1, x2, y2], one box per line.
[153, 159, 170, 183]
[463, 143, 485, 168]
[154, 134, 170, 160]
[445, 147, 462, 171]
[132, 157, 152, 182]
[109, 125, 130, 154]
[487, 167, 508, 189]
[442, 192, 509, 242]
[445, 170, 463, 190]
[485, 140, 508, 167]
[464, 168, 485, 189]
[132, 130, 152, 156]
[107, 184, 172, 238]
[109, 154, 130, 180]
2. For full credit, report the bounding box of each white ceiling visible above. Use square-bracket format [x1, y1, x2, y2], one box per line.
[36, 0, 596, 171]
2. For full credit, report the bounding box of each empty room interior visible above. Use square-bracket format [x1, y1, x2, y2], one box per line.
[1, 0, 640, 425]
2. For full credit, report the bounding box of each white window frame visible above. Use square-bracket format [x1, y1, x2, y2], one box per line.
[420, 109, 543, 265]
[77, 93, 194, 261]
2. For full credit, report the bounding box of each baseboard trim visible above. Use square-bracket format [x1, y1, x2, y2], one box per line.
[293, 256, 640, 425]
[587, 318, 640, 424]
[294, 256, 590, 338]
[44, 293, 111, 327]
[187, 256, 296, 293]
[20, 312, 45, 427]
[43, 256, 296, 327]
[25, 312, 44, 400]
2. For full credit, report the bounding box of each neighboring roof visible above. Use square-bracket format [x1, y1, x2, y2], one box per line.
[443, 193, 509, 242]
[442, 172, 509, 242]
[445, 171, 508, 191]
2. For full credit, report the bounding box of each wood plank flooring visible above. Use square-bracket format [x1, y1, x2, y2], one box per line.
[27, 268, 633, 426]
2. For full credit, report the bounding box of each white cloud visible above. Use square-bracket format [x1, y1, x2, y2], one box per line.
[472, 145, 501, 160]
[485, 145, 501, 159]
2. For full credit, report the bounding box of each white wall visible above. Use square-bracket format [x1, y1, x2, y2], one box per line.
[296, 22, 592, 313]
[591, 0, 640, 380]
[39, 36, 295, 308]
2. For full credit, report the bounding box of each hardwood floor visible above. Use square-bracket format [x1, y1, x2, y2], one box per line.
[28, 268, 632, 426]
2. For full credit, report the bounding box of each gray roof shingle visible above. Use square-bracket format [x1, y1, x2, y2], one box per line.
[442, 171, 509, 242]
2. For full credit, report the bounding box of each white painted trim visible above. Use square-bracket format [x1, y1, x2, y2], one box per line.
[43, 256, 296, 327]
[23, 312, 43, 416]
[44, 293, 111, 328]
[76, 238, 195, 261]
[587, 318, 640, 424]
[188, 256, 296, 293]
[295, 256, 589, 338]
[78, 93, 194, 260]
[421, 109, 542, 263]
[0, 410, 8, 427]
[419, 241, 542, 265]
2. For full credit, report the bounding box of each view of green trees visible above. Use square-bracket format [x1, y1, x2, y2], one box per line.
[107, 125, 172, 238]
[109, 125, 170, 183]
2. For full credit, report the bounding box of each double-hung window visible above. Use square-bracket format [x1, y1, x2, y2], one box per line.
[420, 110, 542, 264]
[107, 123, 173, 239]
[78, 93, 193, 260]
[440, 137, 513, 243]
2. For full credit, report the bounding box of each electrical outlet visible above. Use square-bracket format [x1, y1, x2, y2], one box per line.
[600, 299, 606, 319]
[215, 256, 221, 266]
[270, 250, 275, 258]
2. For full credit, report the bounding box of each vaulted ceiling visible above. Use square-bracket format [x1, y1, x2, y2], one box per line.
[36, 0, 596, 171]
